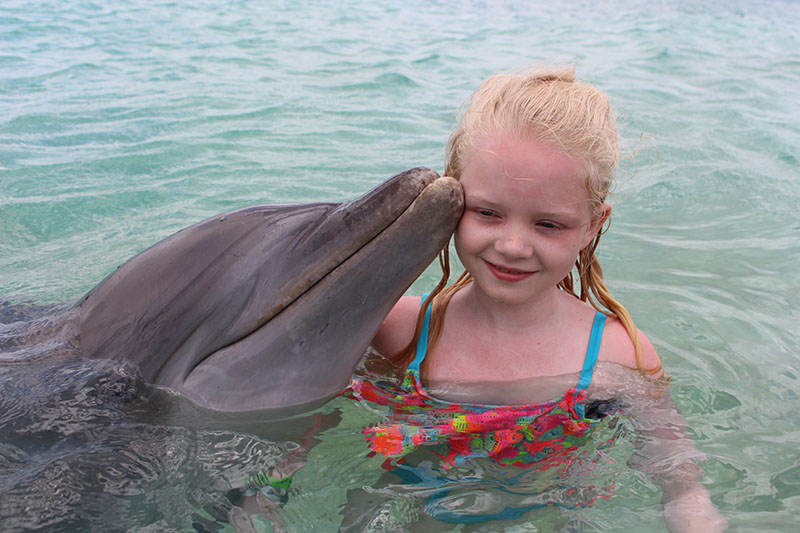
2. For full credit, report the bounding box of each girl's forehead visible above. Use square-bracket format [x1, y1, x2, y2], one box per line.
[461, 133, 592, 215]
[467, 131, 582, 173]
[464, 135, 584, 185]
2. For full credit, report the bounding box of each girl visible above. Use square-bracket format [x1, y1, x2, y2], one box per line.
[362, 67, 727, 532]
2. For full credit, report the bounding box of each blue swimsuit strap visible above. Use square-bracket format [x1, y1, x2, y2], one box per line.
[577, 311, 607, 390]
[408, 293, 432, 372]
[410, 294, 607, 386]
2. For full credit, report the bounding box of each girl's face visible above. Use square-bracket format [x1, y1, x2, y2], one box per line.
[454, 133, 608, 307]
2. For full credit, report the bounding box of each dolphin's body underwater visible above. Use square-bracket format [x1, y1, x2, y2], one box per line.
[67, 168, 463, 414]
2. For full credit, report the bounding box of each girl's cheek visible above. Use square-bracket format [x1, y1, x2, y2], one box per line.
[456, 216, 482, 240]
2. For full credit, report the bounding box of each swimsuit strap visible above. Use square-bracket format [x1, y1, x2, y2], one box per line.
[408, 293, 432, 372]
[577, 311, 607, 390]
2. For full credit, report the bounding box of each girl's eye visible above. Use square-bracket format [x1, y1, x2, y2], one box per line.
[476, 208, 497, 218]
[538, 221, 560, 229]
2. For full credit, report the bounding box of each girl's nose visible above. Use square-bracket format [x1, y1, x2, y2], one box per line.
[494, 229, 534, 259]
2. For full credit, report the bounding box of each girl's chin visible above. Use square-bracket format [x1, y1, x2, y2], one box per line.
[474, 289, 543, 308]
[465, 272, 567, 307]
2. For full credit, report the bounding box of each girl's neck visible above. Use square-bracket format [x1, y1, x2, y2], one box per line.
[458, 282, 569, 334]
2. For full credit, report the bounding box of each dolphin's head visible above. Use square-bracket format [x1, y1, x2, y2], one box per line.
[79, 168, 463, 413]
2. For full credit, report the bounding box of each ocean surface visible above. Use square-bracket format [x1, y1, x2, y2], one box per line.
[1, 0, 799, 531]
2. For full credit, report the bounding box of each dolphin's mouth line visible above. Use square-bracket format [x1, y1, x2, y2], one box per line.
[182, 178, 438, 381]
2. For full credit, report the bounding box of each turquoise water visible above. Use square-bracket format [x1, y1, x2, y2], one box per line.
[2, 0, 799, 530]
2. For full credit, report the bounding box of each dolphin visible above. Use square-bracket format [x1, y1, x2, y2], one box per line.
[74, 167, 463, 414]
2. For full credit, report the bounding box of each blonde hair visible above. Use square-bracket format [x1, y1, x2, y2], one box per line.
[398, 66, 660, 376]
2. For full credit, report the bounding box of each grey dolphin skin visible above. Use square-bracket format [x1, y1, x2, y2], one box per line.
[77, 168, 463, 413]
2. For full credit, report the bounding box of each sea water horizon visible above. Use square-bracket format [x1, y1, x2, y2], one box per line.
[1, 0, 799, 530]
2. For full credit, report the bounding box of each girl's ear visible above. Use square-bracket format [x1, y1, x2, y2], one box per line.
[583, 202, 611, 249]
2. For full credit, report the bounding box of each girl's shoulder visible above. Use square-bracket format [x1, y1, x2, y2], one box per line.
[371, 295, 422, 362]
[598, 316, 663, 378]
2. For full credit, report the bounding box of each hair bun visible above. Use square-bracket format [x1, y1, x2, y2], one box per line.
[524, 65, 576, 84]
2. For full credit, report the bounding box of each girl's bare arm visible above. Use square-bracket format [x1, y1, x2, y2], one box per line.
[621, 375, 728, 532]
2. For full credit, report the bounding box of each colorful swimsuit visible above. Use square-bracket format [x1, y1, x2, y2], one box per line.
[349, 297, 611, 470]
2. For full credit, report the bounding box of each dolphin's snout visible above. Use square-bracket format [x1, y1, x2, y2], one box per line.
[410, 175, 465, 222]
[429, 176, 464, 206]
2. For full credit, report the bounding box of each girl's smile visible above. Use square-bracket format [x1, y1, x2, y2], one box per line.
[483, 259, 535, 282]
[454, 133, 608, 307]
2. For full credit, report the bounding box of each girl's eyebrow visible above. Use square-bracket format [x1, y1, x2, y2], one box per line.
[465, 192, 582, 219]
[463, 191, 496, 205]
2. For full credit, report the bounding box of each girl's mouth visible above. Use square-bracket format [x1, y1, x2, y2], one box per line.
[484, 260, 534, 282]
